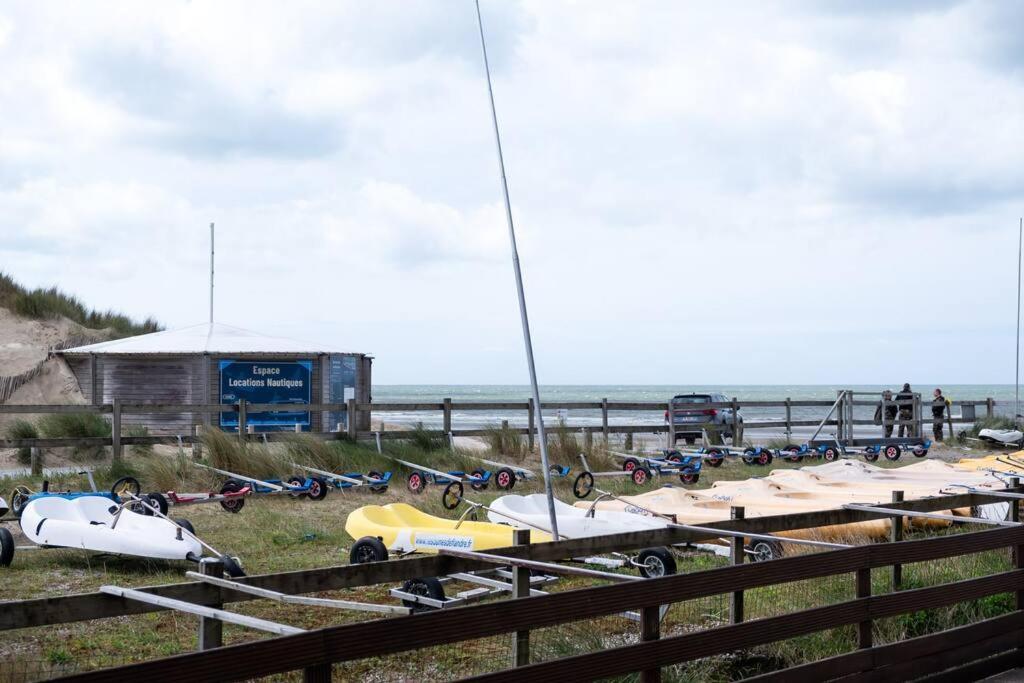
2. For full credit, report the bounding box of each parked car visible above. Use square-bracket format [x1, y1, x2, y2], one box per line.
[665, 393, 742, 444]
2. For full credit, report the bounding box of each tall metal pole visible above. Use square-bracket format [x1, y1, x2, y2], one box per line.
[1017, 218, 1022, 420]
[474, 0, 559, 539]
[209, 222, 215, 325]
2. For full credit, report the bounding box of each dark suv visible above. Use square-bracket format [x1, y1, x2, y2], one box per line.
[666, 393, 742, 444]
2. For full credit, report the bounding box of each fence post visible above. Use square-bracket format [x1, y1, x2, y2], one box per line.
[1012, 478, 1020, 523]
[443, 398, 452, 435]
[601, 398, 609, 444]
[192, 424, 202, 459]
[625, 433, 633, 450]
[667, 401, 675, 449]
[111, 397, 122, 463]
[347, 399, 357, 441]
[891, 490, 904, 590]
[198, 558, 224, 650]
[237, 399, 247, 442]
[527, 399, 535, 452]
[785, 398, 792, 441]
[640, 603, 662, 683]
[987, 397, 995, 419]
[730, 506, 745, 624]
[511, 529, 531, 667]
[30, 447, 42, 477]
[731, 398, 740, 446]
[856, 566, 872, 649]
[913, 394, 922, 439]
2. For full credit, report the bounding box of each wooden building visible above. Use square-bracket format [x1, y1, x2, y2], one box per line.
[59, 323, 372, 433]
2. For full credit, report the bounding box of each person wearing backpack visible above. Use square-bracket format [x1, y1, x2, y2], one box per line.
[931, 388, 951, 441]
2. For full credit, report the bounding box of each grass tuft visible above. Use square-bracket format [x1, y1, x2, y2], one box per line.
[37, 412, 110, 460]
[5, 419, 39, 465]
[483, 424, 529, 459]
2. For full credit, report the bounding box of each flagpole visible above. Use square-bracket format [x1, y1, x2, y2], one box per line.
[1017, 218, 1022, 420]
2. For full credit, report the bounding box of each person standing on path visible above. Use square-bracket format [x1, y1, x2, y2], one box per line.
[897, 383, 916, 438]
[932, 388, 950, 442]
[874, 390, 899, 438]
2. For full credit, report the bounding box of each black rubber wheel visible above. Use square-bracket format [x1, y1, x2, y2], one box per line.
[367, 471, 388, 494]
[679, 471, 699, 485]
[350, 536, 389, 564]
[495, 467, 516, 490]
[549, 465, 564, 477]
[622, 457, 640, 473]
[637, 547, 677, 578]
[221, 555, 246, 578]
[407, 472, 426, 494]
[400, 577, 446, 612]
[665, 452, 682, 464]
[884, 445, 902, 461]
[863, 449, 879, 462]
[742, 448, 757, 466]
[822, 447, 840, 462]
[307, 477, 328, 501]
[174, 518, 196, 535]
[0, 527, 14, 567]
[573, 471, 595, 499]
[145, 492, 169, 516]
[913, 445, 928, 458]
[469, 469, 489, 491]
[110, 476, 141, 502]
[442, 481, 464, 510]
[10, 486, 31, 518]
[287, 476, 308, 498]
[783, 445, 803, 462]
[631, 466, 652, 486]
[705, 449, 724, 468]
[757, 450, 773, 466]
[747, 540, 784, 563]
[218, 480, 246, 514]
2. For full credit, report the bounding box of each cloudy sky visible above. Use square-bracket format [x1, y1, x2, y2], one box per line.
[1, 1, 1022, 384]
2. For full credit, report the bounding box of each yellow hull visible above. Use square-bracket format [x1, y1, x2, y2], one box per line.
[345, 503, 551, 554]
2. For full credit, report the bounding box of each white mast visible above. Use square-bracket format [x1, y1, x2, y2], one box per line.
[474, 0, 560, 539]
[209, 222, 215, 325]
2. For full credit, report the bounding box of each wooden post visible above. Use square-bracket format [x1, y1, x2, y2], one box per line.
[856, 567, 872, 649]
[442, 398, 452, 435]
[601, 398, 609, 444]
[111, 397, 122, 463]
[30, 447, 42, 477]
[836, 391, 844, 444]
[192, 424, 202, 459]
[624, 433, 633, 450]
[302, 664, 332, 683]
[1012, 478, 1020, 524]
[346, 399, 357, 441]
[731, 397, 740, 446]
[785, 398, 792, 441]
[891, 490, 904, 590]
[198, 558, 224, 650]
[987, 397, 995, 419]
[640, 604, 662, 683]
[730, 506, 745, 624]
[527, 399, 535, 451]
[667, 402, 675, 449]
[584, 430, 593, 453]
[237, 400, 247, 442]
[511, 529, 531, 667]
[914, 393, 922, 439]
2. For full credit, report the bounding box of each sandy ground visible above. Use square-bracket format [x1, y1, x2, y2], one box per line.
[0, 308, 105, 375]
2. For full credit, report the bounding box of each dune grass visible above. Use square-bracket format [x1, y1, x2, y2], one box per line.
[37, 412, 111, 460]
[5, 419, 39, 464]
[0, 271, 160, 337]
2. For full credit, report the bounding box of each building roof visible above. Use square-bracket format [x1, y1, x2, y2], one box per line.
[60, 322, 357, 355]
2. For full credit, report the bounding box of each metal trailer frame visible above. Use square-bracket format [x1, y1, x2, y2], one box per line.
[385, 455, 513, 494]
[842, 503, 1021, 527]
[607, 450, 702, 483]
[290, 462, 391, 493]
[388, 568, 558, 611]
[575, 453, 663, 487]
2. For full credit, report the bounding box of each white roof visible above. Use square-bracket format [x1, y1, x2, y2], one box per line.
[60, 322, 356, 355]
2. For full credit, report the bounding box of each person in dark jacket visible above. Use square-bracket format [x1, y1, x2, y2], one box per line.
[874, 390, 899, 438]
[897, 383, 915, 438]
[932, 388, 949, 441]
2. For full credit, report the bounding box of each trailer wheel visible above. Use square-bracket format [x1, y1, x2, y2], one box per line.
[679, 471, 700, 485]
[884, 445, 902, 461]
[221, 555, 246, 578]
[218, 480, 246, 514]
[367, 471, 388, 494]
[0, 527, 14, 567]
[174, 518, 195, 535]
[665, 452, 682, 464]
[469, 469, 489, 491]
[757, 450, 773, 466]
[573, 472, 595, 499]
[549, 465, 565, 477]
[863, 449, 879, 462]
[145, 492, 169, 516]
[407, 472, 426, 494]
[741, 448, 756, 465]
[622, 458, 640, 473]
[10, 486, 31, 519]
[748, 540, 784, 563]
[350, 536, 389, 564]
[495, 467, 516, 490]
[822, 447, 840, 462]
[287, 477, 309, 498]
[637, 547, 676, 578]
[631, 466, 652, 486]
[400, 577, 445, 612]
[705, 449, 724, 467]
[110, 476, 141, 502]
[442, 481, 464, 510]
[307, 477, 329, 501]
[912, 445, 928, 458]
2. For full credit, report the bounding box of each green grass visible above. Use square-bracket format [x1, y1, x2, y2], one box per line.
[37, 412, 111, 460]
[5, 419, 39, 464]
[0, 271, 160, 337]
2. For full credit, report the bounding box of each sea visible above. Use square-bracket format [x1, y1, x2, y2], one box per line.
[372, 385, 1016, 434]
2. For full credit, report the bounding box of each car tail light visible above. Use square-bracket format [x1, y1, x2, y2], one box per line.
[703, 409, 717, 417]
[664, 410, 669, 420]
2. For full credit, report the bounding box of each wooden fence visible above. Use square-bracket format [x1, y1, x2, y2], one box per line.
[0, 395, 998, 458]
[2, 487, 1022, 681]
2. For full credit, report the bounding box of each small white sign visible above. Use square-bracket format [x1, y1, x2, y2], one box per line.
[343, 388, 355, 401]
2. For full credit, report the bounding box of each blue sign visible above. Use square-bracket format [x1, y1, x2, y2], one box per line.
[219, 360, 312, 430]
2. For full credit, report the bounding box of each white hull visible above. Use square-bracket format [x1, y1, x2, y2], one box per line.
[488, 494, 668, 538]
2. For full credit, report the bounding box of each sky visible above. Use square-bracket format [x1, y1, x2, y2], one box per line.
[1, 1, 1022, 385]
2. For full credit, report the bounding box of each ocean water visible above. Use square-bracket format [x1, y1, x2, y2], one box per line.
[372, 385, 1014, 431]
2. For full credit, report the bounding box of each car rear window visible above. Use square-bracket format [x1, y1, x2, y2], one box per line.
[672, 395, 710, 404]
